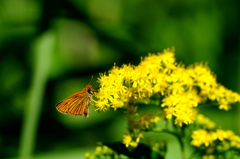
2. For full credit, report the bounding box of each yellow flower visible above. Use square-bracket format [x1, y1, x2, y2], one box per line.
[161, 90, 200, 126]
[191, 129, 217, 147]
[230, 135, 240, 149]
[84, 152, 91, 158]
[139, 48, 176, 71]
[136, 133, 144, 142]
[84, 152, 95, 159]
[84, 145, 114, 158]
[94, 146, 102, 155]
[196, 114, 216, 129]
[127, 113, 160, 131]
[102, 145, 113, 154]
[122, 134, 137, 148]
[122, 134, 132, 148]
[94, 48, 240, 127]
[122, 133, 143, 148]
[216, 129, 230, 141]
[202, 155, 215, 159]
[95, 48, 177, 111]
[140, 114, 160, 129]
[191, 128, 240, 153]
[188, 62, 217, 88]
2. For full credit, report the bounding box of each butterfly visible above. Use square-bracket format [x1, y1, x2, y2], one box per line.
[56, 85, 94, 118]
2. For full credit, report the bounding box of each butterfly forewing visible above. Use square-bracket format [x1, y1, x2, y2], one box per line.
[68, 97, 86, 116]
[56, 85, 93, 118]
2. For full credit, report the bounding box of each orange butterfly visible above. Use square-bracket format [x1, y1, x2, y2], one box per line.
[56, 85, 94, 118]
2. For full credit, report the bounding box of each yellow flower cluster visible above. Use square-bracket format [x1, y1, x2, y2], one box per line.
[140, 114, 161, 129]
[122, 133, 143, 148]
[196, 114, 216, 129]
[94, 48, 240, 127]
[84, 152, 94, 159]
[127, 113, 160, 131]
[84, 145, 114, 159]
[95, 48, 177, 111]
[161, 89, 200, 127]
[191, 129, 217, 147]
[202, 155, 215, 159]
[123, 106, 160, 147]
[191, 129, 240, 149]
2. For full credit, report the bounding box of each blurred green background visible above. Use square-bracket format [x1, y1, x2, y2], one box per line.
[0, 0, 239, 158]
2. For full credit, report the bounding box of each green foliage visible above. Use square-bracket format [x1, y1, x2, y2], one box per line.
[0, 0, 240, 158]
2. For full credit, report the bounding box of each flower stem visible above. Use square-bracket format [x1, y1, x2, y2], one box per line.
[18, 31, 54, 159]
[152, 128, 186, 159]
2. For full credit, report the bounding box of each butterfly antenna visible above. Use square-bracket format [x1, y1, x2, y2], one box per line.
[93, 80, 98, 87]
[88, 76, 99, 92]
[88, 75, 94, 85]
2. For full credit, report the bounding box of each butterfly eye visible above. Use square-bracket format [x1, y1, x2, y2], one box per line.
[87, 88, 92, 94]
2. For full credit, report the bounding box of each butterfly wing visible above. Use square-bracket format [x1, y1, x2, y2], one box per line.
[56, 90, 91, 118]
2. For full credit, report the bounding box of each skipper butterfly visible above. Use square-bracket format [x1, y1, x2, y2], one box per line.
[56, 85, 94, 118]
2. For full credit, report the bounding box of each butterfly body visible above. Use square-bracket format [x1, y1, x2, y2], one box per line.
[56, 85, 93, 118]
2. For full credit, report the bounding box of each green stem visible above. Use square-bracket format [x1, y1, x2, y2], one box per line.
[165, 120, 169, 129]
[18, 31, 54, 159]
[187, 149, 198, 159]
[178, 127, 186, 159]
[152, 128, 186, 159]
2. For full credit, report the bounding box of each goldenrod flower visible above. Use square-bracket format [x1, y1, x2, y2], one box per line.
[94, 48, 240, 127]
[230, 135, 240, 149]
[122, 134, 132, 148]
[95, 49, 176, 111]
[94, 146, 102, 155]
[140, 114, 160, 129]
[191, 128, 240, 152]
[126, 113, 160, 131]
[196, 114, 216, 129]
[216, 129, 230, 141]
[202, 155, 215, 159]
[136, 133, 144, 142]
[102, 145, 113, 154]
[161, 90, 200, 126]
[122, 133, 144, 148]
[191, 129, 217, 147]
[122, 134, 137, 148]
[84, 152, 91, 158]
[85, 48, 240, 158]
[84, 152, 95, 159]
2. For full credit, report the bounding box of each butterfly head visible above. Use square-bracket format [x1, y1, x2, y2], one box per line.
[86, 85, 93, 95]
